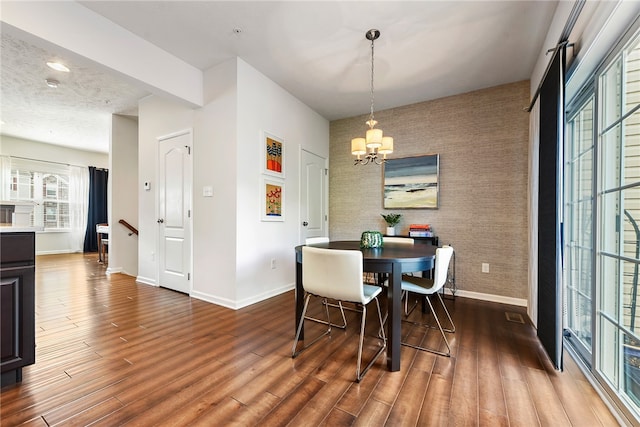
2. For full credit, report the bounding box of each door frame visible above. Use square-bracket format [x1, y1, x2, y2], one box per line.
[156, 128, 193, 294]
[299, 147, 328, 243]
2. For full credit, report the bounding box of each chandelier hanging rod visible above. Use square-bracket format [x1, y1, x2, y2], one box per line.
[351, 28, 393, 166]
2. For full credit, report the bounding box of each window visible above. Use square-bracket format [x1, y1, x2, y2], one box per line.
[8, 160, 71, 230]
[565, 20, 640, 423]
[597, 29, 640, 410]
[565, 95, 595, 361]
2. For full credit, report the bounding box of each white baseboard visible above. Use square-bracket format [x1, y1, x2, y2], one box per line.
[191, 284, 295, 310]
[136, 276, 157, 286]
[235, 284, 294, 309]
[443, 288, 528, 307]
[36, 249, 74, 256]
[105, 266, 122, 275]
[191, 285, 526, 311]
[190, 291, 236, 309]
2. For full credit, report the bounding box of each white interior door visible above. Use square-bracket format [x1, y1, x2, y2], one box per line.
[158, 130, 192, 294]
[300, 149, 327, 242]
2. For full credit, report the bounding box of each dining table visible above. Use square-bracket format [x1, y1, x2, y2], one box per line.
[294, 240, 436, 372]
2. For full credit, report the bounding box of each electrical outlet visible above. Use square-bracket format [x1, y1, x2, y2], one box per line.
[271, 258, 276, 269]
[482, 263, 490, 273]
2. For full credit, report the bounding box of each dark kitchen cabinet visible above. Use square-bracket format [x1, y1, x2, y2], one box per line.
[1, 231, 35, 387]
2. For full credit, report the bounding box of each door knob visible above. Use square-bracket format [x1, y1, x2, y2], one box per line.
[302, 221, 308, 226]
[157, 218, 164, 223]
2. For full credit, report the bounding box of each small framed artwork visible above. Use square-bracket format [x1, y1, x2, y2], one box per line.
[383, 154, 439, 209]
[262, 131, 285, 178]
[261, 178, 285, 221]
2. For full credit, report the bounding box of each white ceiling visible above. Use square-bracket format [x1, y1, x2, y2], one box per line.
[0, 1, 558, 153]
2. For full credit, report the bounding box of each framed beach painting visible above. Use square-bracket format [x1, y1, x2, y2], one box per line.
[262, 131, 285, 178]
[261, 178, 285, 221]
[383, 154, 439, 209]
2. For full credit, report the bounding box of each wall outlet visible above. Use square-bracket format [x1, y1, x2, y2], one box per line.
[271, 258, 276, 269]
[482, 263, 490, 273]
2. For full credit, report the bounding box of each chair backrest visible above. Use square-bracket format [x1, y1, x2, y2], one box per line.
[302, 246, 365, 303]
[432, 246, 454, 292]
[305, 236, 329, 245]
[383, 237, 414, 244]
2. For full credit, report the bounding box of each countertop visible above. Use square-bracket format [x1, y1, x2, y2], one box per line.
[0, 224, 44, 233]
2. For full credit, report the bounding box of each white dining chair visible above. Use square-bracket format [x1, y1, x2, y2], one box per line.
[304, 237, 348, 329]
[292, 246, 386, 382]
[305, 236, 330, 245]
[400, 245, 455, 356]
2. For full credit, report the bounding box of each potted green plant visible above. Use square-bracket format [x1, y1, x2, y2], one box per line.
[381, 213, 402, 236]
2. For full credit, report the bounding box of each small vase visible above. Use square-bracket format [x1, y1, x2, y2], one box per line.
[360, 231, 383, 248]
[386, 226, 395, 236]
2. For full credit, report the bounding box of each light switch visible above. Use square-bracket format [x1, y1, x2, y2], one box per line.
[202, 186, 213, 197]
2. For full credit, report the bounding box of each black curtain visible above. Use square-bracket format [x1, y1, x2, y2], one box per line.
[83, 167, 109, 252]
[537, 46, 565, 370]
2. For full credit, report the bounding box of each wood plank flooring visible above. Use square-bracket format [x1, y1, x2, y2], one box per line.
[0, 253, 620, 426]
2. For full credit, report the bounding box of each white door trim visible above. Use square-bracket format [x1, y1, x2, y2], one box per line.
[156, 128, 193, 294]
[299, 147, 328, 243]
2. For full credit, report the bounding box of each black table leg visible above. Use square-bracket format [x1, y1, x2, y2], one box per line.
[387, 261, 401, 371]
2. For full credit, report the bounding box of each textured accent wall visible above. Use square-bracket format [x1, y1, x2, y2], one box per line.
[329, 80, 530, 299]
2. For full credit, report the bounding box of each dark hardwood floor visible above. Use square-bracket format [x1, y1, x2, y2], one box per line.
[0, 253, 619, 426]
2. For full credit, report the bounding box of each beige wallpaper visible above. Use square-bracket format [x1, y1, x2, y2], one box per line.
[329, 80, 530, 300]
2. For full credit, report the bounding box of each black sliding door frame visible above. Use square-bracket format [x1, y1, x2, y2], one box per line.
[538, 45, 566, 371]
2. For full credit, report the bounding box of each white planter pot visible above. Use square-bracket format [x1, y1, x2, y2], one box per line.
[386, 226, 396, 236]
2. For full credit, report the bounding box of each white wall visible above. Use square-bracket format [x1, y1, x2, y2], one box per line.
[137, 57, 329, 309]
[191, 58, 238, 305]
[136, 96, 195, 285]
[0, 135, 108, 254]
[109, 114, 139, 276]
[234, 58, 329, 307]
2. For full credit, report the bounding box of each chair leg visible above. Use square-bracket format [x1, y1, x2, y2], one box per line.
[356, 304, 366, 380]
[404, 290, 420, 317]
[435, 292, 455, 333]
[401, 295, 452, 357]
[305, 298, 348, 329]
[356, 297, 387, 382]
[325, 301, 350, 326]
[292, 294, 332, 358]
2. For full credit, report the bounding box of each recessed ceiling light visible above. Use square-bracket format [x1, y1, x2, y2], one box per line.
[46, 62, 70, 72]
[45, 78, 59, 88]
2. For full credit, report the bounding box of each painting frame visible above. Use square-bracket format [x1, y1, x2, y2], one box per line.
[261, 177, 285, 222]
[383, 154, 439, 209]
[262, 131, 285, 178]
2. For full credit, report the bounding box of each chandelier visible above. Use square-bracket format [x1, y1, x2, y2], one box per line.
[351, 29, 393, 166]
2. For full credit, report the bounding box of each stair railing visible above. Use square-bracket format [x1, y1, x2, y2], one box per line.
[118, 219, 138, 236]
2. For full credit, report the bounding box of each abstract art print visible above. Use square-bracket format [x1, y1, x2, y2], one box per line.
[383, 154, 439, 209]
[262, 131, 285, 178]
[261, 178, 285, 221]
